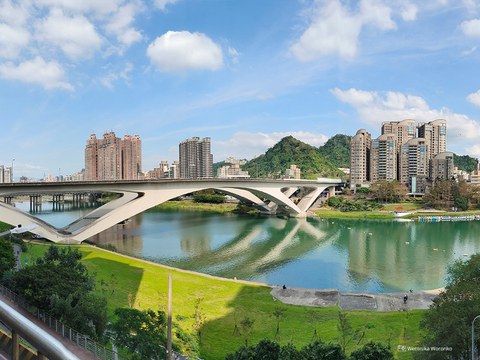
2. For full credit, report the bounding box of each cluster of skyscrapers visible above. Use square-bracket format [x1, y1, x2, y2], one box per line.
[350, 119, 452, 194]
[84, 134, 214, 180]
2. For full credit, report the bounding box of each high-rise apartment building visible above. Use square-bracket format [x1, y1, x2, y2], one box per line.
[179, 137, 213, 179]
[381, 119, 416, 146]
[399, 138, 428, 193]
[430, 152, 454, 181]
[85, 132, 142, 181]
[350, 129, 371, 188]
[121, 134, 142, 179]
[370, 134, 397, 182]
[417, 119, 447, 160]
[85, 134, 98, 180]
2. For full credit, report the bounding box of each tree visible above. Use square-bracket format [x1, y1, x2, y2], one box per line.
[192, 298, 206, 344]
[279, 343, 301, 360]
[9, 246, 107, 339]
[272, 306, 286, 337]
[301, 340, 346, 360]
[424, 179, 454, 209]
[337, 311, 353, 353]
[369, 180, 407, 203]
[419, 254, 480, 359]
[225, 345, 255, 360]
[306, 309, 322, 341]
[110, 308, 168, 360]
[349, 341, 393, 360]
[254, 339, 280, 360]
[0, 239, 15, 278]
[240, 316, 255, 346]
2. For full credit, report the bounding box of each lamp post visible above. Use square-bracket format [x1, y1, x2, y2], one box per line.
[472, 315, 480, 360]
[11, 158, 15, 183]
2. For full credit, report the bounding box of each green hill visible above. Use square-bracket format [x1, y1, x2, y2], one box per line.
[242, 136, 345, 179]
[454, 153, 477, 173]
[318, 134, 351, 168]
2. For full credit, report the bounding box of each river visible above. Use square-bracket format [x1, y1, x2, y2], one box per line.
[15, 200, 480, 293]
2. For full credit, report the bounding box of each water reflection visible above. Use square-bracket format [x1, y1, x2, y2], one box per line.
[15, 202, 480, 292]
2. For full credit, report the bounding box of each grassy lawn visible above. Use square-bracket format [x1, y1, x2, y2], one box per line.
[22, 242, 423, 359]
[153, 200, 237, 214]
[315, 209, 396, 220]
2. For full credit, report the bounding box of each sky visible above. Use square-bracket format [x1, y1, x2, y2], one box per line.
[1, 0, 480, 180]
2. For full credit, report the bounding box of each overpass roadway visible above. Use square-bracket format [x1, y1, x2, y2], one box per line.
[0, 179, 341, 244]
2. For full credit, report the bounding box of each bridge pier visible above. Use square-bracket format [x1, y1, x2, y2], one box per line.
[72, 193, 84, 208]
[52, 194, 65, 212]
[3, 196, 13, 205]
[29, 195, 42, 213]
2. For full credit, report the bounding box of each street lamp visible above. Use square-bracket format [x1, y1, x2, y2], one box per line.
[11, 158, 15, 183]
[472, 315, 480, 360]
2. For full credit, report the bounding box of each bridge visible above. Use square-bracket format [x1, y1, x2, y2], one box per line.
[0, 179, 342, 244]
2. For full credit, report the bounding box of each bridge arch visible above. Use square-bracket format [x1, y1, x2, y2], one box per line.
[0, 179, 342, 243]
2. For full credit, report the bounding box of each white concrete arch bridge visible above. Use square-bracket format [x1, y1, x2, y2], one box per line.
[0, 179, 342, 244]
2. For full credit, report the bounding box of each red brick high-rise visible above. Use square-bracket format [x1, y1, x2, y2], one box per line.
[85, 132, 142, 180]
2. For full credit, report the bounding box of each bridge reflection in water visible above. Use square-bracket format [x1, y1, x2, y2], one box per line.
[14, 200, 480, 292]
[87, 213, 480, 292]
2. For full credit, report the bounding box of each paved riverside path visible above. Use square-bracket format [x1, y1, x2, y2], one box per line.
[271, 286, 442, 311]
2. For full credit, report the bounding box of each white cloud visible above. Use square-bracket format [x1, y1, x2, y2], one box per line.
[0, 0, 30, 26]
[215, 131, 329, 160]
[147, 31, 223, 73]
[35, 9, 103, 60]
[0, 23, 29, 58]
[154, 0, 179, 11]
[0, 57, 73, 90]
[105, 3, 143, 47]
[400, 2, 418, 21]
[465, 144, 480, 158]
[35, 0, 121, 15]
[330, 87, 480, 154]
[228, 46, 239, 64]
[468, 90, 480, 107]
[290, 0, 397, 61]
[461, 19, 480, 38]
[100, 62, 133, 89]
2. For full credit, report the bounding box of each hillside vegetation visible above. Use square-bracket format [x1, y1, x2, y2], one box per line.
[317, 134, 351, 168]
[453, 153, 477, 173]
[242, 136, 345, 179]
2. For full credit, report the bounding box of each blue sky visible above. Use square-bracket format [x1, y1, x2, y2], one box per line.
[1, 0, 480, 179]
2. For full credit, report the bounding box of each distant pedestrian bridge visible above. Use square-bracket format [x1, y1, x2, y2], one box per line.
[0, 179, 342, 244]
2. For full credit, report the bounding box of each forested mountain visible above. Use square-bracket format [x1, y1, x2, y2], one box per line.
[242, 136, 345, 179]
[317, 134, 351, 168]
[454, 154, 477, 173]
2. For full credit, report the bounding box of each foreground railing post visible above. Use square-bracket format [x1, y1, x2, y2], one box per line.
[11, 329, 19, 360]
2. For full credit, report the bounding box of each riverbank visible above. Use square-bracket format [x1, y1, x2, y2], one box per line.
[271, 286, 440, 311]
[23, 242, 425, 360]
[314, 207, 480, 221]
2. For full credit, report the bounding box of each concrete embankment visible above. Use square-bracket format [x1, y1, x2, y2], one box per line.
[271, 286, 442, 311]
